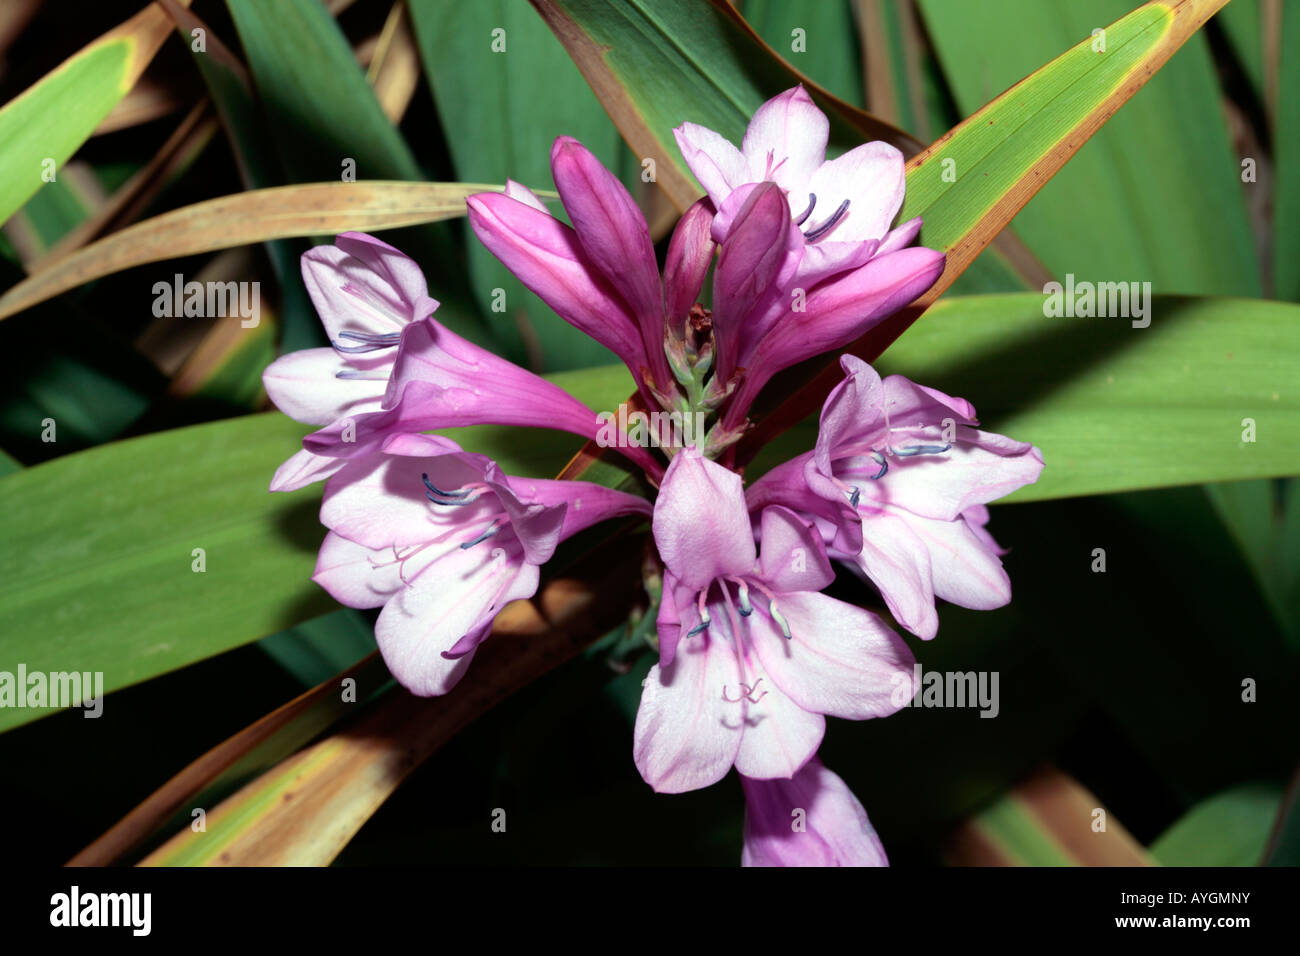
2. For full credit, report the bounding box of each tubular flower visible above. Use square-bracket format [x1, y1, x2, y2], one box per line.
[633, 448, 915, 793]
[748, 355, 1045, 639]
[741, 757, 888, 867]
[312, 432, 651, 696]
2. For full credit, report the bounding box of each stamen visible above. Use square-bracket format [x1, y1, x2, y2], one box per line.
[748, 579, 793, 640]
[793, 193, 817, 226]
[686, 590, 713, 636]
[727, 576, 753, 616]
[870, 451, 889, 480]
[332, 330, 402, 354]
[803, 198, 850, 242]
[892, 442, 952, 457]
[459, 519, 502, 550]
[333, 369, 390, 380]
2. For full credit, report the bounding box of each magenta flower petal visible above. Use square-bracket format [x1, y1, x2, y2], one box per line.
[269, 448, 347, 493]
[756, 505, 834, 593]
[466, 190, 645, 370]
[551, 135, 668, 385]
[652, 447, 757, 590]
[741, 757, 889, 867]
[729, 246, 945, 418]
[663, 197, 717, 326]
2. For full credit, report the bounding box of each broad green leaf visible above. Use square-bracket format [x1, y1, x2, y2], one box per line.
[409, 0, 625, 370]
[224, 0, 422, 185]
[750, 294, 1300, 501]
[257, 609, 376, 689]
[918, 0, 1259, 297]
[1150, 784, 1283, 865]
[530, 0, 916, 211]
[0, 364, 637, 733]
[0, 2, 189, 226]
[161, 0, 322, 353]
[744, 0, 863, 107]
[1207, 479, 1300, 644]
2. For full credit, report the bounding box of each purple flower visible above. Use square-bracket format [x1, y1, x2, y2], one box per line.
[633, 447, 915, 793]
[741, 756, 888, 867]
[749, 355, 1044, 639]
[262, 232, 438, 491]
[264, 229, 662, 488]
[312, 432, 651, 696]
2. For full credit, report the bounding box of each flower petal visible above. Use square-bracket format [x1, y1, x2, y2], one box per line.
[741, 757, 888, 867]
[301, 233, 437, 343]
[663, 197, 717, 324]
[633, 632, 744, 793]
[741, 86, 828, 195]
[262, 347, 385, 426]
[652, 447, 757, 590]
[311, 531, 405, 609]
[375, 545, 536, 696]
[749, 589, 916, 717]
[269, 448, 347, 492]
[804, 141, 905, 243]
[757, 505, 834, 593]
[673, 121, 749, 207]
[466, 190, 644, 368]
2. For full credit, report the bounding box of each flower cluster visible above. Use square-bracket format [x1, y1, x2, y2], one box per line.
[264, 87, 1043, 866]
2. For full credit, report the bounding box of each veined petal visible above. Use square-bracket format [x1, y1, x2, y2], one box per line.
[653, 447, 757, 590]
[384, 319, 600, 430]
[262, 347, 385, 426]
[757, 505, 834, 594]
[849, 507, 940, 640]
[815, 355, 888, 469]
[750, 589, 916, 717]
[633, 632, 744, 793]
[732, 649, 825, 781]
[876, 216, 923, 256]
[311, 530, 406, 609]
[375, 544, 536, 696]
[713, 182, 802, 378]
[876, 431, 1044, 522]
[269, 447, 347, 492]
[804, 141, 905, 243]
[673, 121, 749, 207]
[302, 233, 437, 344]
[884, 504, 1013, 612]
[732, 245, 945, 412]
[741, 757, 888, 867]
[741, 86, 828, 195]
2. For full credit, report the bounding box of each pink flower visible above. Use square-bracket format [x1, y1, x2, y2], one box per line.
[262, 232, 438, 491]
[741, 756, 888, 867]
[311, 432, 651, 696]
[633, 447, 915, 793]
[748, 355, 1044, 639]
